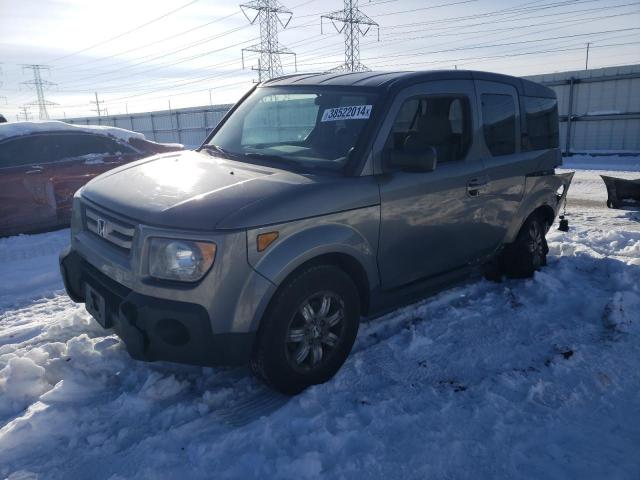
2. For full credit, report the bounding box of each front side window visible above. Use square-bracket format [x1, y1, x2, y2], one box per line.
[206, 87, 378, 172]
[0, 136, 49, 167]
[482, 93, 516, 156]
[386, 95, 472, 164]
[523, 96, 559, 150]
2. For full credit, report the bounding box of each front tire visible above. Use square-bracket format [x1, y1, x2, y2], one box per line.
[503, 214, 549, 278]
[250, 265, 360, 395]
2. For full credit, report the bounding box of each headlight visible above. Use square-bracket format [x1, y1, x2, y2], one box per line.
[70, 195, 84, 236]
[148, 238, 216, 282]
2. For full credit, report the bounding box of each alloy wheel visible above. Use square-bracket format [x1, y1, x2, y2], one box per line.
[528, 220, 544, 269]
[284, 291, 345, 371]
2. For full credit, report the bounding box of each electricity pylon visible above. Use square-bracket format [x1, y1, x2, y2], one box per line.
[321, 0, 379, 72]
[21, 64, 57, 120]
[17, 106, 32, 121]
[240, 0, 296, 81]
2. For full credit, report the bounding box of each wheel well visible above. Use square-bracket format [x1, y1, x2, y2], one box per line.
[281, 253, 371, 316]
[531, 204, 556, 231]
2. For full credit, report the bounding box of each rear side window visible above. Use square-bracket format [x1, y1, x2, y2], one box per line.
[523, 96, 559, 150]
[387, 95, 472, 164]
[49, 133, 134, 159]
[482, 94, 516, 156]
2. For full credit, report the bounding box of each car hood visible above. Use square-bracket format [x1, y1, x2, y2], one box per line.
[81, 150, 380, 230]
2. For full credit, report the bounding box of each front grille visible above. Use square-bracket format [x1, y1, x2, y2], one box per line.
[84, 203, 136, 253]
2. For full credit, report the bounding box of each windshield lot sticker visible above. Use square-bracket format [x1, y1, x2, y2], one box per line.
[321, 105, 373, 122]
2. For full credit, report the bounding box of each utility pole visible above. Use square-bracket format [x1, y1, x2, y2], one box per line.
[90, 92, 104, 117]
[240, 0, 296, 81]
[21, 64, 57, 120]
[321, 0, 379, 72]
[17, 106, 32, 121]
[209, 88, 214, 106]
[585, 42, 591, 70]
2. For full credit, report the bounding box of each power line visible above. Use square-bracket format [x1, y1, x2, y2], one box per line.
[365, 40, 640, 69]
[380, 2, 639, 38]
[369, 6, 640, 58]
[46, 0, 201, 64]
[321, 0, 380, 72]
[382, 0, 602, 30]
[241, 0, 297, 81]
[359, 26, 640, 64]
[61, 25, 254, 87]
[54, 11, 244, 73]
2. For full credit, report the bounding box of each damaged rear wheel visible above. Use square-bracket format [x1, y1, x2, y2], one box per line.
[502, 213, 549, 279]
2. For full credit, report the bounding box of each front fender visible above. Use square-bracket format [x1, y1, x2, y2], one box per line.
[504, 171, 574, 243]
[247, 207, 381, 290]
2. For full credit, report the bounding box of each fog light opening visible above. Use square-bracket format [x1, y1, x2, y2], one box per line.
[156, 318, 190, 346]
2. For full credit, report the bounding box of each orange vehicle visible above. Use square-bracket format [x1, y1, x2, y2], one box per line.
[0, 121, 182, 237]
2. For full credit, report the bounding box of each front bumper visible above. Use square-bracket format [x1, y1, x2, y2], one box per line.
[60, 246, 255, 366]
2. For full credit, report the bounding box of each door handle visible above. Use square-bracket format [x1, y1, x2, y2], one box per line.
[467, 177, 488, 196]
[26, 165, 44, 174]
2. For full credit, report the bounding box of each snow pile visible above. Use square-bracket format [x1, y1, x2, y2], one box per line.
[0, 171, 639, 479]
[563, 154, 640, 172]
[0, 357, 50, 418]
[0, 121, 145, 143]
[0, 229, 69, 309]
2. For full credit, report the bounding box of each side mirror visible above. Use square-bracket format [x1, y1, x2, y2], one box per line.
[386, 145, 437, 173]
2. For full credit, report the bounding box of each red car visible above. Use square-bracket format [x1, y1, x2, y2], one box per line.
[0, 121, 182, 237]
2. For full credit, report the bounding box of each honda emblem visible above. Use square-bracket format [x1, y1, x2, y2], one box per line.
[96, 218, 107, 238]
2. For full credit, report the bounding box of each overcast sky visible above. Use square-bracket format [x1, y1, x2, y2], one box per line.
[1, 0, 639, 120]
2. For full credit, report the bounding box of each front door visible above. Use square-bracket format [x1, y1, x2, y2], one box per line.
[376, 80, 495, 289]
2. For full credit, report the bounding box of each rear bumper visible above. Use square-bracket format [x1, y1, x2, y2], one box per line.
[59, 246, 255, 366]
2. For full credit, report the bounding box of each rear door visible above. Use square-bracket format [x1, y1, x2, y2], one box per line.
[474, 80, 527, 245]
[0, 135, 57, 235]
[375, 80, 495, 289]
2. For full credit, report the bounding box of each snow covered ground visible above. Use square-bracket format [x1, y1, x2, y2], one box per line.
[1, 167, 639, 479]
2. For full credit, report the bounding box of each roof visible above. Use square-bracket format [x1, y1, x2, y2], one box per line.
[262, 70, 556, 98]
[0, 120, 146, 143]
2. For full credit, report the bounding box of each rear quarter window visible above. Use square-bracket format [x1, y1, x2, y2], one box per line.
[523, 96, 559, 150]
[481, 93, 516, 156]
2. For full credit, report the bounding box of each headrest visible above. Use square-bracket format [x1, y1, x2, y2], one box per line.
[417, 114, 452, 143]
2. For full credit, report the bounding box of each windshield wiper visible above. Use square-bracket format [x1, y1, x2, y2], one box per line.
[202, 144, 232, 157]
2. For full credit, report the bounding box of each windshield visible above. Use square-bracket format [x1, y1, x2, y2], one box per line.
[205, 87, 378, 172]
